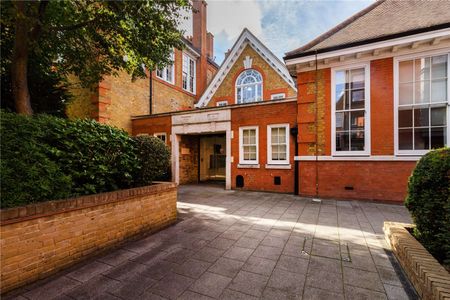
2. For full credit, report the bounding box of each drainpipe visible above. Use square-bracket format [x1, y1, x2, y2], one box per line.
[314, 50, 319, 199]
[290, 126, 299, 195]
[149, 68, 153, 115]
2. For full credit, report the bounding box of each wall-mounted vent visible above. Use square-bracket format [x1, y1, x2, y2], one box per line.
[344, 186, 354, 190]
[274, 176, 281, 185]
[236, 175, 244, 188]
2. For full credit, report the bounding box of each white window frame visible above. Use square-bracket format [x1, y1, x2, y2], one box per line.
[154, 132, 167, 144]
[267, 124, 290, 165]
[239, 126, 259, 165]
[156, 51, 175, 84]
[182, 53, 196, 94]
[271, 93, 286, 100]
[235, 69, 263, 104]
[394, 50, 450, 156]
[331, 62, 371, 156]
[216, 101, 228, 107]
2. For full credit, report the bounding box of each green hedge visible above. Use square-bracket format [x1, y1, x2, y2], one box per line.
[405, 147, 450, 266]
[0, 111, 170, 209]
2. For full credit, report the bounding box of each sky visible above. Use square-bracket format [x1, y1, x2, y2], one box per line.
[180, 0, 373, 65]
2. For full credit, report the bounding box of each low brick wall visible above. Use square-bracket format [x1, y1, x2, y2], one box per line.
[384, 222, 450, 300]
[0, 182, 177, 293]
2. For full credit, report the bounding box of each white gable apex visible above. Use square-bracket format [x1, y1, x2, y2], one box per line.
[195, 29, 297, 108]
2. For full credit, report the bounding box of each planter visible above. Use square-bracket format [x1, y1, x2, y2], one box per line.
[0, 182, 177, 294]
[384, 222, 450, 300]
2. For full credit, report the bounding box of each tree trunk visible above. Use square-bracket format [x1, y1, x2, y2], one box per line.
[12, 1, 33, 115]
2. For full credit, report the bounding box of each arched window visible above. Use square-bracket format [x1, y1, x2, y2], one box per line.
[236, 69, 263, 104]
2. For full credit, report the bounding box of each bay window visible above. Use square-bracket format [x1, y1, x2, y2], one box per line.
[332, 64, 370, 155]
[239, 126, 258, 164]
[267, 124, 289, 164]
[395, 53, 449, 154]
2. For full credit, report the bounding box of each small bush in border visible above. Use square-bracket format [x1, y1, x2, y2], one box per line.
[405, 147, 450, 266]
[133, 135, 170, 186]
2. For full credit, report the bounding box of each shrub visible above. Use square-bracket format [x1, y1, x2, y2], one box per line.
[405, 147, 450, 265]
[133, 135, 170, 186]
[0, 111, 140, 208]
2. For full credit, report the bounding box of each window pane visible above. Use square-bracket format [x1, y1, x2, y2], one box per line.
[335, 88, 346, 110]
[399, 60, 414, 82]
[414, 108, 429, 127]
[350, 68, 365, 89]
[399, 109, 413, 128]
[335, 112, 349, 131]
[351, 131, 365, 151]
[399, 129, 413, 150]
[278, 127, 286, 139]
[399, 83, 413, 105]
[431, 55, 447, 79]
[350, 111, 365, 130]
[350, 89, 364, 109]
[414, 128, 430, 150]
[431, 127, 445, 149]
[415, 57, 431, 81]
[336, 132, 349, 151]
[414, 81, 430, 104]
[431, 79, 447, 103]
[431, 107, 446, 126]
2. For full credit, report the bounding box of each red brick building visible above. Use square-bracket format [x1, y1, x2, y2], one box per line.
[284, 0, 450, 202]
[125, 1, 449, 202]
[133, 29, 298, 192]
[66, 0, 218, 132]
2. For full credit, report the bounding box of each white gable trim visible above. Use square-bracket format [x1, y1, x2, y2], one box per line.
[196, 29, 297, 108]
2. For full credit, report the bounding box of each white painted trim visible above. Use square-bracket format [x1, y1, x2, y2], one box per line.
[239, 126, 259, 165]
[156, 50, 175, 84]
[294, 155, 420, 161]
[196, 28, 297, 108]
[331, 62, 371, 156]
[285, 28, 450, 66]
[393, 50, 450, 155]
[267, 124, 290, 165]
[271, 93, 286, 100]
[153, 132, 167, 144]
[265, 164, 291, 169]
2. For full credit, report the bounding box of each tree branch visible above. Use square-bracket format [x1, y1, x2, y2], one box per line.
[29, 0, 49, 42]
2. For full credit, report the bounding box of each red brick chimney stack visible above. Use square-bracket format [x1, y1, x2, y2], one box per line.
[192, 0, 209, 100]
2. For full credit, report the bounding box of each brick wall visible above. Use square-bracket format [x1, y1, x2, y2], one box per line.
[132, 115, 172, 145]
[179, 135, 199, 184]
[231, 101, 297, 193]
[0, 183, 177, 293]
[208, 45, 297, 107]
[295, 58, 419, 202]
[66, 75, 97, 120]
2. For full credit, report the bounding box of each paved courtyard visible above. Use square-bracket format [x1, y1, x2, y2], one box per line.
[7, 185, 417, 300]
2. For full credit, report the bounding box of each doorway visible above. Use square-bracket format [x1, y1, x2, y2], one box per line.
[199, 134, 226, 182]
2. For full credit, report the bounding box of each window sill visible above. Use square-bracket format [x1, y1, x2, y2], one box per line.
[237, 164, 260, 169]
[265, 164, 291, 169]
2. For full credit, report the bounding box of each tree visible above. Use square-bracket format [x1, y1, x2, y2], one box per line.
[1, 0, 189, 115]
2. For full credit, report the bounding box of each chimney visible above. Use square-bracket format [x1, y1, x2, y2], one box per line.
[206, 32, 214, 59]
[192, 0, 207, 55]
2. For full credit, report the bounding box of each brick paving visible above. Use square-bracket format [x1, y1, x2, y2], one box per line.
[6, 184, 418, 300]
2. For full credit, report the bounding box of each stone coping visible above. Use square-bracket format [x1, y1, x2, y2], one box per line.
[0, 181, 176, 225]
[384, 221, 450, 300]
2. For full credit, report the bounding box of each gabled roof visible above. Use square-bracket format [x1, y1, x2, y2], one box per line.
[284, 0, 450, 60]
[196, 28, 296, 108]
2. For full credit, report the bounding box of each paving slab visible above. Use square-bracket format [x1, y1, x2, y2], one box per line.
[9, 185, 417, 300]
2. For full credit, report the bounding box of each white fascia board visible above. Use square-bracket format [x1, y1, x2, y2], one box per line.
[294, 155, 421, 161]
[285, 28, 450, 66]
